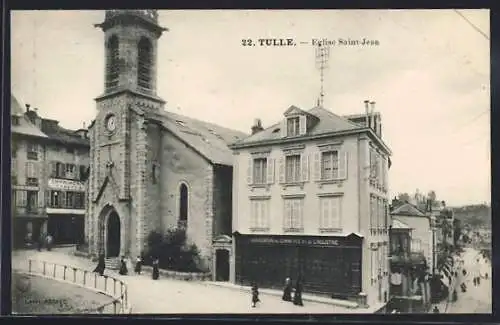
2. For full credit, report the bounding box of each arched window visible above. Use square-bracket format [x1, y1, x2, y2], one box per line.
[106, 35, 119, 90]
[137, 37, 152, 90]
[179, 183, 188, 227]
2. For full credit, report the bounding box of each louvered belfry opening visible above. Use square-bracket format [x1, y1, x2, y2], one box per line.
[137, 37, 153, 91]
[106, 35, 120, 90]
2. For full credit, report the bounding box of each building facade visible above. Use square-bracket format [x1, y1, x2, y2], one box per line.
[230, 103, 391, 308]
[86, 10, 246, 271]
[11, 95, 90, 247]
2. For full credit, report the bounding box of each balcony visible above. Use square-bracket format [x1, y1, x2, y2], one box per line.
[389, 251, 427, 266]
[14, 206, 45, 217]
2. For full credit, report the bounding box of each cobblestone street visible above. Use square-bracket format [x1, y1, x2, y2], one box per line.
[12, 249, 363, 314]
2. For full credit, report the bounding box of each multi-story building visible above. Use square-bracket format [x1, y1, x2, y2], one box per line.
[11, 94, 90, 247]
[230, 101, 391, 309]
[86, 10, 246, 271]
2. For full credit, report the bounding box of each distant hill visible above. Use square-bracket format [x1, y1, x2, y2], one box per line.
[451, 204, 491, 228]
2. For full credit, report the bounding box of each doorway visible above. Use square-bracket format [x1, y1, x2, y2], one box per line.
[106, 211, 120, 257]
[215, 249, 230, 281]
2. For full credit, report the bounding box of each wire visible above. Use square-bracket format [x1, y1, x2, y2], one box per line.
[449, 109, 489, 136]
[453, 10, 490, 41]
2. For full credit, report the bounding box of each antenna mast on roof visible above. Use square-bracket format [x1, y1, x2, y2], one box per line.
[315, 42, 330, 108]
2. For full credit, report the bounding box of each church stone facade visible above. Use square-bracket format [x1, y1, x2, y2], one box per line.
[86, 10, 245, 272]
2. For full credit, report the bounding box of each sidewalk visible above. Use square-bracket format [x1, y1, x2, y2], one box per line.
[13, 248, 383, 314]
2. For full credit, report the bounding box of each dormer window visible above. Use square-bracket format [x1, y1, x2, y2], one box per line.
[287, 116, 300, 136]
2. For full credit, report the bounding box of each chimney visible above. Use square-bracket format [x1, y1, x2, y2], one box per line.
[370, 101, 376, 130]
[364, 100, 370, 127]
[25, 104, 30, 113]
[251, 118, 264, 135]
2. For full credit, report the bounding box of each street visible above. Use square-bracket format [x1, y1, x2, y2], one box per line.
[12, 249, 361, 314]
[446, 247, 491, 313]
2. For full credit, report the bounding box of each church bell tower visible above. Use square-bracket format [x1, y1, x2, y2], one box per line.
[87, 10, 167, 258]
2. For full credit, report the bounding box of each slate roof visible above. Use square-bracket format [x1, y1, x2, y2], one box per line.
[40, 119, 90, 147]
[11, 95, 48, 139]
[233, 106, 362, 145]
[391, 202, 427, 217]
[392, 218, 411, 230]
[144, 108, 248, 166]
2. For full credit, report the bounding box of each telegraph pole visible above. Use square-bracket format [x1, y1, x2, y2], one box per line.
[315, 42, 330, 107]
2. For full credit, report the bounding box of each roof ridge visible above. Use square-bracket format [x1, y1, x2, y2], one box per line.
[308, 106, 363, 129]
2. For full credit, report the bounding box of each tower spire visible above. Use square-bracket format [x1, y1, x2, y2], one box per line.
[315, 42, 330, 108]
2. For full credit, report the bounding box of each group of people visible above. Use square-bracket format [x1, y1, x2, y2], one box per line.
[92, 254, 160, 280]
[251, 275, 304, 308]
[36, 233, 53, 252]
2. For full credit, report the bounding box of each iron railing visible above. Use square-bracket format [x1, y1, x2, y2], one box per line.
[17, 259, 130, 314]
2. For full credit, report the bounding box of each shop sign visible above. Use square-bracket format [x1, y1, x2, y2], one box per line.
[48, 178, 86, 191]
[249, 237, 340, 247]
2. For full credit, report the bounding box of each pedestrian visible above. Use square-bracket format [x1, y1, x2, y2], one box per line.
[251, 282, 260, 307]
[93, 254, 105, 276]
[119, 256, 128, 275]
[46, 234, 53, 251]
[293, 275, 304, 306]
[432, 306, 440, 313]
[282, 277, 293, 302]
[152, 257, 160, 280]
[134, 255, 143, 275]
[37, 234, 43, 252]
[462, 269, 467, 276]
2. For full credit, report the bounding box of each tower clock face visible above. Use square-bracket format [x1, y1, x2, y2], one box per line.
[105, 114, 117, 132]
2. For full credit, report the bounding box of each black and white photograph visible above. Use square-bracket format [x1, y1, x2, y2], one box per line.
[10, 9, 490, 314]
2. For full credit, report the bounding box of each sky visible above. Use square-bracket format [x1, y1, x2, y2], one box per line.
[11, 9, 490, 206]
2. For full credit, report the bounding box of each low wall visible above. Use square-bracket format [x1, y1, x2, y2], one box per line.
[141, 265, 211, 281]
[13, 259, 132, 314]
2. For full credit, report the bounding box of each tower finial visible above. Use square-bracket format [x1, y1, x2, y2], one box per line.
[315, 42, 330, 108]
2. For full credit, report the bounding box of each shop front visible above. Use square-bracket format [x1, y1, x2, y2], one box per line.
[13, 215, 48, 248]
[234, 232, 363, 299]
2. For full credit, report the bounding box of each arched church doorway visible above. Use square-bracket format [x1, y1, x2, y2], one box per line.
[106, 211, 121, 258]
[215, 249, 230, 281]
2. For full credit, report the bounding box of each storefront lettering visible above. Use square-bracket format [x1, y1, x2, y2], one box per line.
[48, 178, 86, 191]
[249, 237, 340, 246]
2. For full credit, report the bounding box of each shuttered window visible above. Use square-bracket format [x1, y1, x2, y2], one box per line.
[16, 190, 27, 207]
[250, 199, 270, 230]
[283, 199, 303, 231]
[319, 196, 342, 231]
[285, 155, 301, 183]
[253, 158, 267, 184]
[321, 151, 338, 180]
[286, 117, 300, 136]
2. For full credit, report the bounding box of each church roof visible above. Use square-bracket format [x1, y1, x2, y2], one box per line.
[391, 202, 427, 217]
[11, 94, 49, 139]
[146, 109, 248, 166]
[233, 106, 363, 145]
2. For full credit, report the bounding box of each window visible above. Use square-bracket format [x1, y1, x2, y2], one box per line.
[321, 151, 338, 180]
[16, 190, 27, 207]
[370, 195, 376, 232]
[27, 143, 38, 160]
[12, 141, 18, 158]
[51, 191, 62, 208]
[66, 192, 74, 208]
[411, 239, 422, 253]
[285, 155, 301, 183]
[79, 165, 87, 181]
[319, 196, 342, 231]
[286, 117, 300, 136]
[56, 162, 65, 178]
[65, 164, 76, 179]
[250, 199, 270, 230]
[74, 192, 85, 209]
[26, 191, 38, 212]
[137, 37, 153, 90]
[152, 164, 158, 184]
[253, 158, 267, 184]
[178, 183, 188, 228]
[26, 162, 38, 185]
[284, 198, 303, 231]
[106, 35, 119, 90]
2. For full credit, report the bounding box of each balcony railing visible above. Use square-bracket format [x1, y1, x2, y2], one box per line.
[389, 251, 426, 266]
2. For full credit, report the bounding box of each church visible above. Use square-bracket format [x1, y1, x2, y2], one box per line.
[86, 10, 246, 274]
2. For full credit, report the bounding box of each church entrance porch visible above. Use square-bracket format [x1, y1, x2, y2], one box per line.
[215, 249, 230, 281]
[96, 204, 124, 259]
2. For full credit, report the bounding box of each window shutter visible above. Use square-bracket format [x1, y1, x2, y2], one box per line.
[331, 198, 339, 229]
[284, 200, 291, 229]
[299, 115, 307, 135]
[60, 192, 66, 208]
[338, 151, 348, 180]
[301, 154, 309, 182]
[250, 200, 256, 228]
[321, 199, 328, 228]
[266, 158, 275, 184]
[247, 158, 253, 185]
[313, 152, 321, 181]
[46, 190, 50, 206]
[280, 120, 287, 138]
[383, 158, 388, 190]
[278, 157, 285, 184]
[298, 200, 303, 228]
[50, 162, 56, 178]
[260, 201, 266, 228]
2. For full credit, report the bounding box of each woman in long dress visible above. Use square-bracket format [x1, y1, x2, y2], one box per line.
[134, 256, 143, 275]
[282, 277, 293, 302]
[293, 275, 304, 306]
[93, 254, 105, 276]
[251, 282, 260, 307]
[119, 256, 128, 275]
[152, 258, 160, 280]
